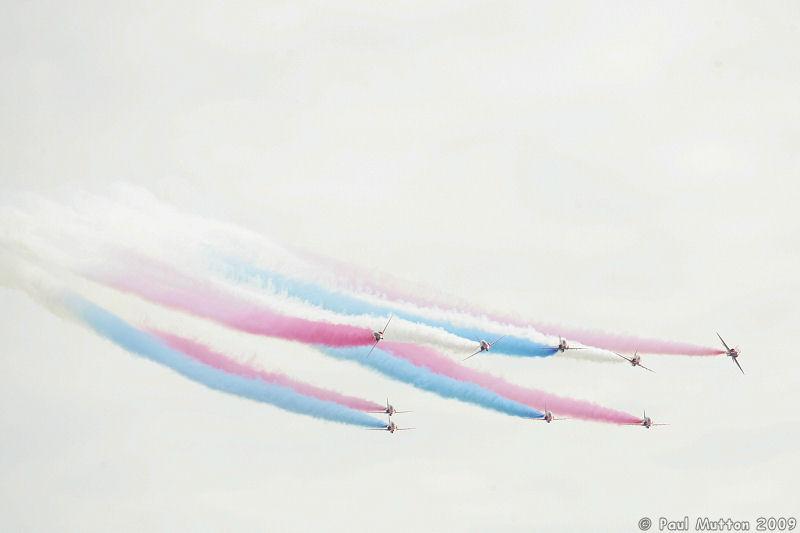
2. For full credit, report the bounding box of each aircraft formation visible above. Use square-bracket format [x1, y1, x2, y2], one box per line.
[0, 191, 746, 435]
[367, 317, 743, 432]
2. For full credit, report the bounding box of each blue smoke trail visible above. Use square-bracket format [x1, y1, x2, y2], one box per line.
[62, 294, 387, 428]
[213, 259, 558, 358]
[318, 345, 543, 419]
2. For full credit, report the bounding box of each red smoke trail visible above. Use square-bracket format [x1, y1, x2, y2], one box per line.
[499, 323, 724, 356]
[93, 256, 374, 348]
[152, 330, 383, 411]
[290, 246, 471, 313]
[92, 256, 638, 424]
[292, 248, 723, 356]
[380, 341, 640, 425]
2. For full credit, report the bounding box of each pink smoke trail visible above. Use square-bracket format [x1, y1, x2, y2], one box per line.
[290, 246, 474, 314]
[502, 323, 723, 356]
[151, 330, 383, 411]
[379, 341, 640, 424]
[92, 256, 375, 348]
[93, 255, 638, 424]
[292, 248, 723, 356]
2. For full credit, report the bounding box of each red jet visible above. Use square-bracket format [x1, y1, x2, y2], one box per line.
[717, 332, 744, 374]
[366, 315, 393, 357]
[463, 336, 506, 361]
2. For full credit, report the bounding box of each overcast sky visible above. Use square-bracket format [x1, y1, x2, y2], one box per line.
[1, 2, 799, 532]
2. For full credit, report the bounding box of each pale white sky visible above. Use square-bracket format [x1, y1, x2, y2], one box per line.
[1, 2, 799, 531]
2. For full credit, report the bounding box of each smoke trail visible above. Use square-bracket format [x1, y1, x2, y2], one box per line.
[289, 245, 469, 313]
[84, 259, 547, 418]
[5, 190, 712, 357]
[62, 294, 387, 428]
[2, 189, 720, 357]
[287, 248, 723, 356]
[318, 345, 543, 419]
[93, 256, 375, 348]
[97, 254, 553, 363]
[378, 341, 640, 424]
[150, 330, 384, 412]
[206, 260, 480, 354]
[493, 323, 724, 356]
[87, 257, 634, 421]
[212, 259, 559, 358]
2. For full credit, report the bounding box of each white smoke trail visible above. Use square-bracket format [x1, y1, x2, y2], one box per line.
[0, 186, 621, 364]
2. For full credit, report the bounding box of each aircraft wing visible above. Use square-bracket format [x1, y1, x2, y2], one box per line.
[733, 357, 745, 374]
[366, 341, 379, 358]
[716, 332, 731, 351]
[366, 410, 388, 414]
[382, 315, 393, 333]
[489, 335, 506, 346]
[463, 349, 482, 361]
[394, 410, 412, 414]
[395, 428, 415, 431]
[613, 352, 633, 363]
[366, 428, 388, 431]
[566, 347, 586, 350]
[639, 363, 656, 373]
